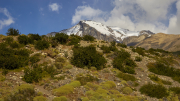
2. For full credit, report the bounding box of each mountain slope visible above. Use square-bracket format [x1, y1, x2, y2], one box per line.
[124, 33, 180, 52]
[47, 20, 154, 42]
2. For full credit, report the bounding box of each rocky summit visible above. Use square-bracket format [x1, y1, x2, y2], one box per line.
[47, 20, 154, 42]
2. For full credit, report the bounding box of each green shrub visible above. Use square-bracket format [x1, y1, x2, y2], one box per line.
[122, 87, 133, 95]
[0, 46, 30, 69]
[68, 37, 80, 45]
[54, 33, 69, 44]
[100, 45, 111, 53]
[117, 43, 127, 48]
[68, 81, 81, 88]
[135, 56, 142, 62]
[147, 62, 180, 83]
[148, 74, 172, 85]
[29, 34, 42, 41]
[52, 85, 74, 96]
[113, 49, 136, 74]
[6, 28, 20, 36]
[132, 47, 145, 56]
[29, 54, 41, 65]
[53, 96, 67, 101]
[35, 40, 50, 50]
[10, 42, 21, 48]
[83, 35, 95, 41]
[4, 84, 35, 101]
[23, 66, 43, 83]
[116, 72, 136, 81]
[101, 81, 116, 90]
[169, 87, 180, 94]
[4, 37, 13, 44]
[71, 45, 107, 70]
[76, 74, 98, 85]
[18, 35, 29, 45]
[33, 96, 47, 101]
[50, 40, 58, 48]
[140, 83, 168, 98]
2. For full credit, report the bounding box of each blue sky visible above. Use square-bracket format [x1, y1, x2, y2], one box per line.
[0, 0, 180, 35]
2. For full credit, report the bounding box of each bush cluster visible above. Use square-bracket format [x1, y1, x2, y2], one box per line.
[148, 74, 172, 85]
[132, 47, 145, 56]
[18, 35, 31, 45]
[4, 84, 36, 101]
[147, 62, 180, 83]
[117, 43, 127, 48]
[113, 49, 136, 74]
[35, 40, 50, 50]
[54, 33, 69, 44]
[71, 45, 107, 70]
[140, 83, 168, 98]
[116, 72, 136, 81]
[76, 74, 98, 85]
[23, 65, 43, 83]
[0, 43, 30, 69]
[9, 41, 21, 48]
[29, 53, 41, 65]
[23, 64, 57, 83]
[4, 37, 13, 44]
[100, 45, 117, 53]
[135, 56, 142, 62]
[52, 81, 81, 96]
[83, 35, 95, 41]
[169, 87, 180, 94]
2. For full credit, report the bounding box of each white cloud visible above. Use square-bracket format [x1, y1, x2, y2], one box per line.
[0, 8, 14, 30]
[72, 5, 105, 24]
[167, 0, 180, 34]
[49, 3, 62, 12]
[72, 0, 180, 34]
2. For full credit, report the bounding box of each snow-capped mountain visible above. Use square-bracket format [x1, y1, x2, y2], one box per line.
[47, 20, 154, 42]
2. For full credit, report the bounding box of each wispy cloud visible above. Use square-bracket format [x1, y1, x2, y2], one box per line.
[72, 5, 105, 24]
[72, 0, 180, 34]
[49, 3, 62, 12]
[0, 8, 14, 30]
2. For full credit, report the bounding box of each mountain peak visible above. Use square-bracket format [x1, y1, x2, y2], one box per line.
[47, 20, 154, 42]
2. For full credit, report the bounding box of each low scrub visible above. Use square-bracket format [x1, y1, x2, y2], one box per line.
[147, 62, 180, 83]
[116, 72, 136, 81]
[117, 43, 127, 48]
[140, 83, 168, 98]
[149, 74, 172, 85]
[113, 49, 136, 74]
[71, 45, 107, 70]
[33, 96, 48, 101]
[83, 35, 95, 41]
[76, 74, 98, 85]
[169, 87, 180, 94]
[53, 96, 67, 101]
[54, 33, 69, 44]
[100, 81, 116, 90]
[122, 87, 133, 95]
[52, 81, 81, 96]
[0, 44, 30, 69]
[35, 40, 50, 50]
[4, 84, 36, 101]
[135, 56, 142, 62]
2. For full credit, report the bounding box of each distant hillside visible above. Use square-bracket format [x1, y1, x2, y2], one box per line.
[123, 33, 180, 52]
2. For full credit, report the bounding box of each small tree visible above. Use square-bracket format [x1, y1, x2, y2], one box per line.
[55, 33, 69, 44]
[6, 28, 20, 36]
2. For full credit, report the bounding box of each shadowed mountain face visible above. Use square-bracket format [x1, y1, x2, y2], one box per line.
[47, 20, 154, 42]
[123, 33, 180, 52]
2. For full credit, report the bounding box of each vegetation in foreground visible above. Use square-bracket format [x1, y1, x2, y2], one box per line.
[0, 28, 180, 101]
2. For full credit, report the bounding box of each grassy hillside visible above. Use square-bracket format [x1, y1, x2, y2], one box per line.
[0, 33, 180, 101]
